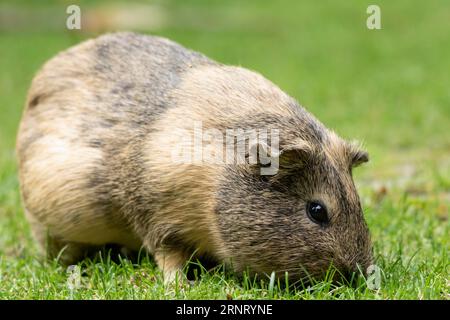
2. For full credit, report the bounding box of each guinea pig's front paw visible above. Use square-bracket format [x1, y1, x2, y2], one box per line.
[163, 268, 187, 285]
[154, 249, 191, 286]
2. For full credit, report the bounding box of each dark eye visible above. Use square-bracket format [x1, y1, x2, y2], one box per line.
[306, 201, 329, 225]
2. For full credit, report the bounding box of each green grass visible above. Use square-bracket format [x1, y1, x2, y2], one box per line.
[0, 0, 449, 299]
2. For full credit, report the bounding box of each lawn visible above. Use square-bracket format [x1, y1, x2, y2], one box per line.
[0, 0, 448, 299]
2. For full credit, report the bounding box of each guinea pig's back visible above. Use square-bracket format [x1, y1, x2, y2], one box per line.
[16, 33, 213, 247]
[20, 32, 214, 151]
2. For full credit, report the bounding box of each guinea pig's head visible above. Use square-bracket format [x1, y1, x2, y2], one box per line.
[214, 123, 373, 284]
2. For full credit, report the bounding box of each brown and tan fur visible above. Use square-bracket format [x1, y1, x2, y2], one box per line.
[16, 32, 373, 283]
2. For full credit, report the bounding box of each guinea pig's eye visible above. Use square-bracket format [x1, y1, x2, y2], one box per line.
[306, 201, 329, 226]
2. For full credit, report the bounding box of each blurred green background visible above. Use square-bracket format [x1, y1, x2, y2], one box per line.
[0, 0, 448, 299]
[1, 0, 449, 179]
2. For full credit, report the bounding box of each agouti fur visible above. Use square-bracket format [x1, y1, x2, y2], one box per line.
[16, 32, 372, 283]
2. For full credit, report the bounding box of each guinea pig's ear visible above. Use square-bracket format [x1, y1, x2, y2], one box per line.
[247, 140, 272, 166]
[247, 139, 313, 176]
[350, 143, 369, 168]
[278, 140, 314, 170]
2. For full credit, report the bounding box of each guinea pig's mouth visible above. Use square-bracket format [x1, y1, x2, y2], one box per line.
[331, 269, 362, 288]
[261, 263, 366, 289]
[282, 269, 363, 290]
[180, 255, 365, 289]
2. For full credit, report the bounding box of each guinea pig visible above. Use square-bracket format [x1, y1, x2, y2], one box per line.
[16, 32, 373, 284]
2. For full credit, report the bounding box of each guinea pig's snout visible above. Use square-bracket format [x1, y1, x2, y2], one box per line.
[342, 268, 358, 283]
[333, 266, 360, 286]
[333, 258, 373, 287]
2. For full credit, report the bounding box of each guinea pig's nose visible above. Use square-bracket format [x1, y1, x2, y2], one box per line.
[334, 267, 359, 286]
[342, 269, 356, 282]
